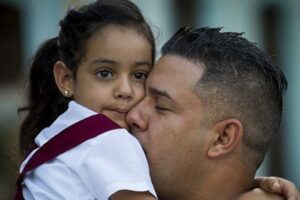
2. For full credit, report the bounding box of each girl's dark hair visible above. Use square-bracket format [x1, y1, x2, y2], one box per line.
[18, 0, 155, 156]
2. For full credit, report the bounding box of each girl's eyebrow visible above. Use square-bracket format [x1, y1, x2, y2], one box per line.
[135, 61, 152, 67]
[91, 58, 116, 65]
[91, 59, 152, 68]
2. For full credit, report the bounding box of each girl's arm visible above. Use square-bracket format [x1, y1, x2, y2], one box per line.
[110, 191, 156, 200]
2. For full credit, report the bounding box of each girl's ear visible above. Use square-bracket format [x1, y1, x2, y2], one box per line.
[53, 61, 74, 98]
[207, 118, 243, 158]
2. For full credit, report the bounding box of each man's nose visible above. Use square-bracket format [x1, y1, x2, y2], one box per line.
[126, 99, 148, 133]
[114, 76, 133, 101]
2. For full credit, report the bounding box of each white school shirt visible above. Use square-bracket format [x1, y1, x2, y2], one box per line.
[20, 101, 157, 200]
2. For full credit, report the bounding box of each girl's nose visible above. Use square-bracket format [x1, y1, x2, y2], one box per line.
[114, 77, 133, 101]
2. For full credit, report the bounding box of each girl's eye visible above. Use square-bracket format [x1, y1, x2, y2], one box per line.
[133, 72, 148, 80]
[96, 70, 113, 78]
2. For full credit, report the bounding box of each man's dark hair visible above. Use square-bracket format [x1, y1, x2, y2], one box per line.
[162, 26, 287, 168]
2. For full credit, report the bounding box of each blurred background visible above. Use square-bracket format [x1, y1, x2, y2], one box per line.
[0, 0, 299, 199]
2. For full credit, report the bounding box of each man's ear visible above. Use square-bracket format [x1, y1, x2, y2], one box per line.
[53, 61, 74, 98]
[207, 119, 243, 158]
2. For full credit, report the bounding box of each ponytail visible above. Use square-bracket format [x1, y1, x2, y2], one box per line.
[18, 37, 69, 156]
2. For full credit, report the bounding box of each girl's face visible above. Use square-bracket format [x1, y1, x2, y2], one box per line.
[71, 25, 152, 129]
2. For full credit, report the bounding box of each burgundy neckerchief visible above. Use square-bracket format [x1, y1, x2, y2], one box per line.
[14, 113, 120, 200]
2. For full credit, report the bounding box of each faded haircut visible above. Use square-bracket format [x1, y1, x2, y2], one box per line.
[161, 26, 287, 168]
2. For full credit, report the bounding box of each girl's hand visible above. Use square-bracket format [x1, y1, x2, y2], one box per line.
[253, 176, 300, 200]
[236, 188, 284, 200]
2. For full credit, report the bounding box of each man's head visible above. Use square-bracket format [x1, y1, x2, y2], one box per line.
[161, 27, 287, 167]
[127, 27, 287, 200]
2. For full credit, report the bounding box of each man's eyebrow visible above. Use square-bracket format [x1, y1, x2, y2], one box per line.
[149, 87, 174, 102]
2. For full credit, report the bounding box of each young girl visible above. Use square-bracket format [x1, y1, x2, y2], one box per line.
[16, 0, 157, 199]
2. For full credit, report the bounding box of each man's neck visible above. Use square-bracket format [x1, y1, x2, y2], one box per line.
[190, 162, 255, 200]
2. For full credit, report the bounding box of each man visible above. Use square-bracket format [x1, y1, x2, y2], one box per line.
[127, 27, 296, 200]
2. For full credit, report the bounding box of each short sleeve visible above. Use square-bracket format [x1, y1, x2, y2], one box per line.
[77, 129, 157, 199]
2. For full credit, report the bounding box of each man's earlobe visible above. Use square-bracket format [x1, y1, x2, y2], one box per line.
[53, 61, 74, 97]
[207, 119, 243, 158]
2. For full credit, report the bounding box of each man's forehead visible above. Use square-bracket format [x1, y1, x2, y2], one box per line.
[150, 55, 203, 81]
[146, 55, 203, 97]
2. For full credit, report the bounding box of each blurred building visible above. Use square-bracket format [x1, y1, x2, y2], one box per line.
[0, 0, 299, 198]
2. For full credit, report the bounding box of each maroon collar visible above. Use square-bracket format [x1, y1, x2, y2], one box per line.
[14, 113, 119, 200]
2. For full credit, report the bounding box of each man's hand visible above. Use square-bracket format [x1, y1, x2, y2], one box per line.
[254, 176, 300, 200]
